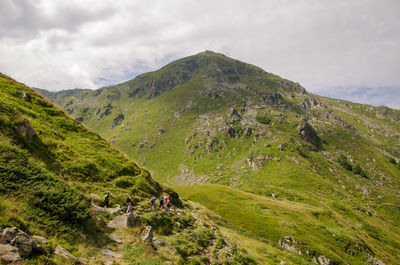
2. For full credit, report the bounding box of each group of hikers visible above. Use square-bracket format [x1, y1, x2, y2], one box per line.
[103, 192, 172, 213]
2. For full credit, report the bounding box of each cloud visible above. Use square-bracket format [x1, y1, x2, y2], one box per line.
[316, 86, 400, 109]
[0, 0, 399, 109]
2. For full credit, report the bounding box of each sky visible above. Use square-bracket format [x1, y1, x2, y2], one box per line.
[1, 0, 399, 109]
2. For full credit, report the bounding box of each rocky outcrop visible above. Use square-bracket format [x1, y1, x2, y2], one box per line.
[226, 127, 236, 138]
[141, 226, 153, 242]
[128, 213, 142, 227]
[278, 236, 302, 255]
[15, 118, 36, 143]
[317, 255, 334, 265]
[229, 108, 241, 124]
[112, 114, 124, 127]
[298, 121, 321, 148]
[0, 227, 49, 263]
[108, 212, 141, 228]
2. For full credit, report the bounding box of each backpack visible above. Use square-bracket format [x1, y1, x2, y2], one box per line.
[126, 197, 131, 203]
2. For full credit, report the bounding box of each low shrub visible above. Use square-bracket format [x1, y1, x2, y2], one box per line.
[114, 176, 135, 188]
[256, 115, 271, 125]
[338, 155, 352, 171]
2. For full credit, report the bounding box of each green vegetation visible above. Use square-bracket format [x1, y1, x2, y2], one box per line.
[32, 51, 400, 264]
[256, 114, 271, 125]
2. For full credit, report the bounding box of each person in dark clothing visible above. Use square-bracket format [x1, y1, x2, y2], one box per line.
[104, 192, 110, 208]
[159, 196, 164, 210]
[126, 195, 133, 213]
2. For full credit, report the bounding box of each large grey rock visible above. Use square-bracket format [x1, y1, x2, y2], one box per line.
[141, 226, 153, 242]
[0, 227, 49, 258]
[15, 119, 36, 142]
[54, 246, 82, 264]
[108, 215, 129, 228]
[32, 235, 48, 245]
[0, 244, 21, 263]
[101, 248, 122, 258]
[127, 212, 141, 227]
[91, 203, 122, 216]
[153, 237, 166, 248]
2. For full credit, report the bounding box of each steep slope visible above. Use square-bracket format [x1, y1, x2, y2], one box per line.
[36, 51, 400, 264]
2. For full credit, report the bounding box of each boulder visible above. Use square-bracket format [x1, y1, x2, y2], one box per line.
[0, 227, 49, 258]
[127, 212, 141, 227]
[15, 119, 36, 142]
[54, 246, 82, 264]
[0, 244, 21, 263]
[32, 235, 48, 246]
[141, 226, 153, 242]
[153, 237, 166, 248]
[108, 212, 140, 228]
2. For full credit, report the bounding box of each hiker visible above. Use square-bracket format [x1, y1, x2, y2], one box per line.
[166, 195, 171, 212]
[159, 196, 164, 209]
[104, 192, 110, 208]
[150, 196, 157, 209]
[126, 195, 133, 213]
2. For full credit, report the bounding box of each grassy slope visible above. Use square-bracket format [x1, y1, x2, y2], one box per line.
[0, 73, 170, 264]
[174, 184, 399, 265]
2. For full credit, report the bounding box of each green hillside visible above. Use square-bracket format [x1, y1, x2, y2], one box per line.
[36, 51, 400, 264]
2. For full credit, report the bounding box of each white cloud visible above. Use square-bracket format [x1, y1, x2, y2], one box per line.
[0, 0, 399, 109]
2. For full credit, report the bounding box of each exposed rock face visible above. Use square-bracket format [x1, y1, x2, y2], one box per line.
[112, 114, 124, 127]
[15, 118, 36, 142]
[229, 108, 241, 124]
[141, 226, 153, 242]
[0, 244, 21, 263]
[108, 212, 141, 228]
[54, 245, 85, 264]
[278, 236, 302, 255]
[0, 227, 49, 263]
[21, 92, 30, 101]
[298, 121, 321, 148]
[317, 255, 333, 265]
[366, 254, 385, 265]
[32, 235, 48, 246]
[226, 127, 236, 138]
[127, 213, 141, 227]
[152, 237, 166, 248]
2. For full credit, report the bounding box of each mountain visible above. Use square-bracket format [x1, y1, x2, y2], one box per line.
[2, 73, 265, 264]
[34, 87, 91, 103]
[35, 51, 400, 264]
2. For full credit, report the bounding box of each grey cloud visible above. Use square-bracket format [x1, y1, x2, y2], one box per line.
[0, 0, 118, 39]
[0, 0, 399, 109]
